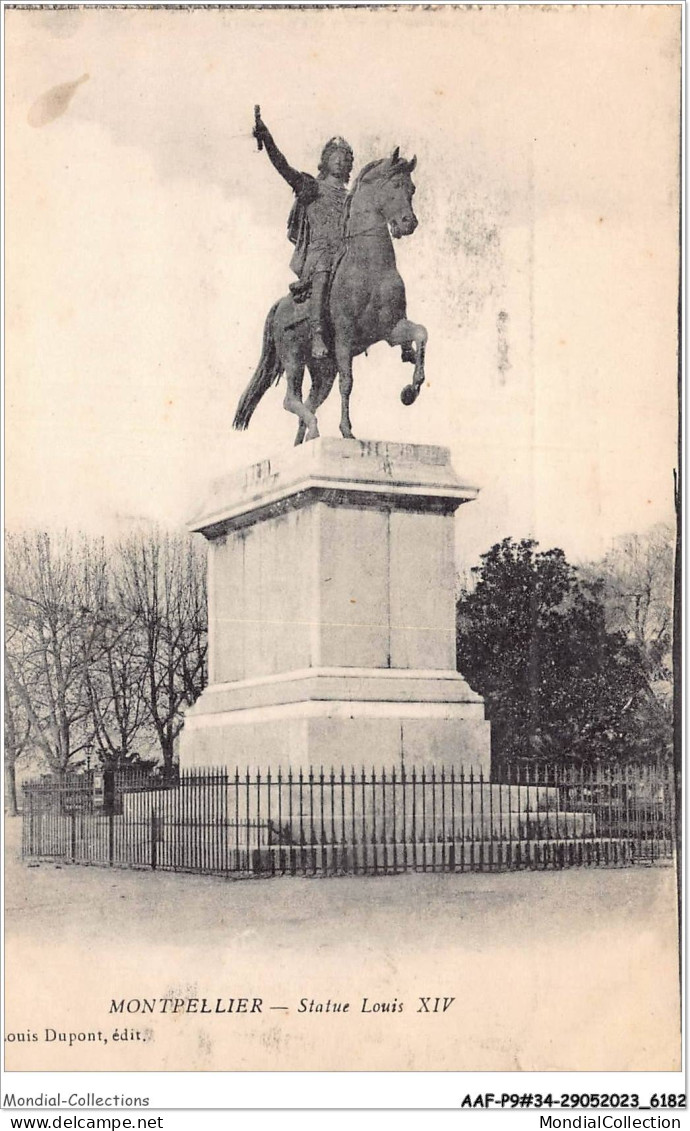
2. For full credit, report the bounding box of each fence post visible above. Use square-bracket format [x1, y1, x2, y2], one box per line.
[109, 810, 114, 867]
[70, 809, 76, 863]
[26, 788, 34, 859]
[151, 807, 158, 871]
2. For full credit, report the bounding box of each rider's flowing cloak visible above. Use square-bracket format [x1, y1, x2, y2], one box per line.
[286, 173, 319, 278]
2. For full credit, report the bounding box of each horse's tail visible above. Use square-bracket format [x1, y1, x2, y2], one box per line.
[233, 300, 283, 431]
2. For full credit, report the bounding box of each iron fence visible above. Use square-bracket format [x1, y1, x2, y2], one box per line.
[21, 761, 675, 878]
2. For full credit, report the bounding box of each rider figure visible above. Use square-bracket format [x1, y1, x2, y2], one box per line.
[253, 112, 353, 360]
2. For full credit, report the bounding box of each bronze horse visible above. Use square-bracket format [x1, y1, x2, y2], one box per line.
[233, 150, 427, 445]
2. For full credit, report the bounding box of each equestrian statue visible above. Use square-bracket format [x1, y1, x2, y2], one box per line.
[233, 107, 427, 445]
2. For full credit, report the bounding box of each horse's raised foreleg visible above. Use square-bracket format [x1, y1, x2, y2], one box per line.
[284, 361, 319, 444]
[294, 359, 337, 445]
[334, 342, 356, 439]
[388, 319, 428, 405]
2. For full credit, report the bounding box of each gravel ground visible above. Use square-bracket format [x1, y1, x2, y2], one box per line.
[4, 817, 681, 1073]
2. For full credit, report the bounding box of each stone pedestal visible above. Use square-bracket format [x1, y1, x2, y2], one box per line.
[180, 439, 490, 772]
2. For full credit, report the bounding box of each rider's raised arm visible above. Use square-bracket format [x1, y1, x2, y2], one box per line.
[255, 118, 303, 193]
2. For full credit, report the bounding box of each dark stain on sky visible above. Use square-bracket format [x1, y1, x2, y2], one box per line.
[28, 73, 90, 129]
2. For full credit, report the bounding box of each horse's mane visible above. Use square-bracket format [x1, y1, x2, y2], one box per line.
[343, 158, 389, 235]
[350, 157, 388, 194]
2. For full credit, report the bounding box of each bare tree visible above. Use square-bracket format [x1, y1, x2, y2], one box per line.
[5, 528, 207, 782]
[80, 593, 153, 771]
[590, 523, 674, 680]
[583, 522, 674, 759]
[4, 677, 31, 815]
[116, 530, 207, 776]
[5, 531, 104, 772]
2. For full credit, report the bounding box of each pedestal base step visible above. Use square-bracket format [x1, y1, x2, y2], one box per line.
[181, 705, 491, 774]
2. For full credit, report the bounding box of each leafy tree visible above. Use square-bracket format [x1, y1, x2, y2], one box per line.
[456, 538, 651, 767]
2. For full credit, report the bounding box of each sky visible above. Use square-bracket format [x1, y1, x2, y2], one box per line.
[5, 4, 680, 569]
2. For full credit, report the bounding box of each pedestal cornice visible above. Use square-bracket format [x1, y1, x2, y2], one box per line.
[190, 438, 478, 538]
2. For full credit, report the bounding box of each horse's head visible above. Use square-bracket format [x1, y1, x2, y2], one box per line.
[351, 148, 419, 239]
[378, 148, 418, 238]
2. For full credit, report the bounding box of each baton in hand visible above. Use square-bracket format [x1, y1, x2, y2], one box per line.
[254, 105, 263, 151]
